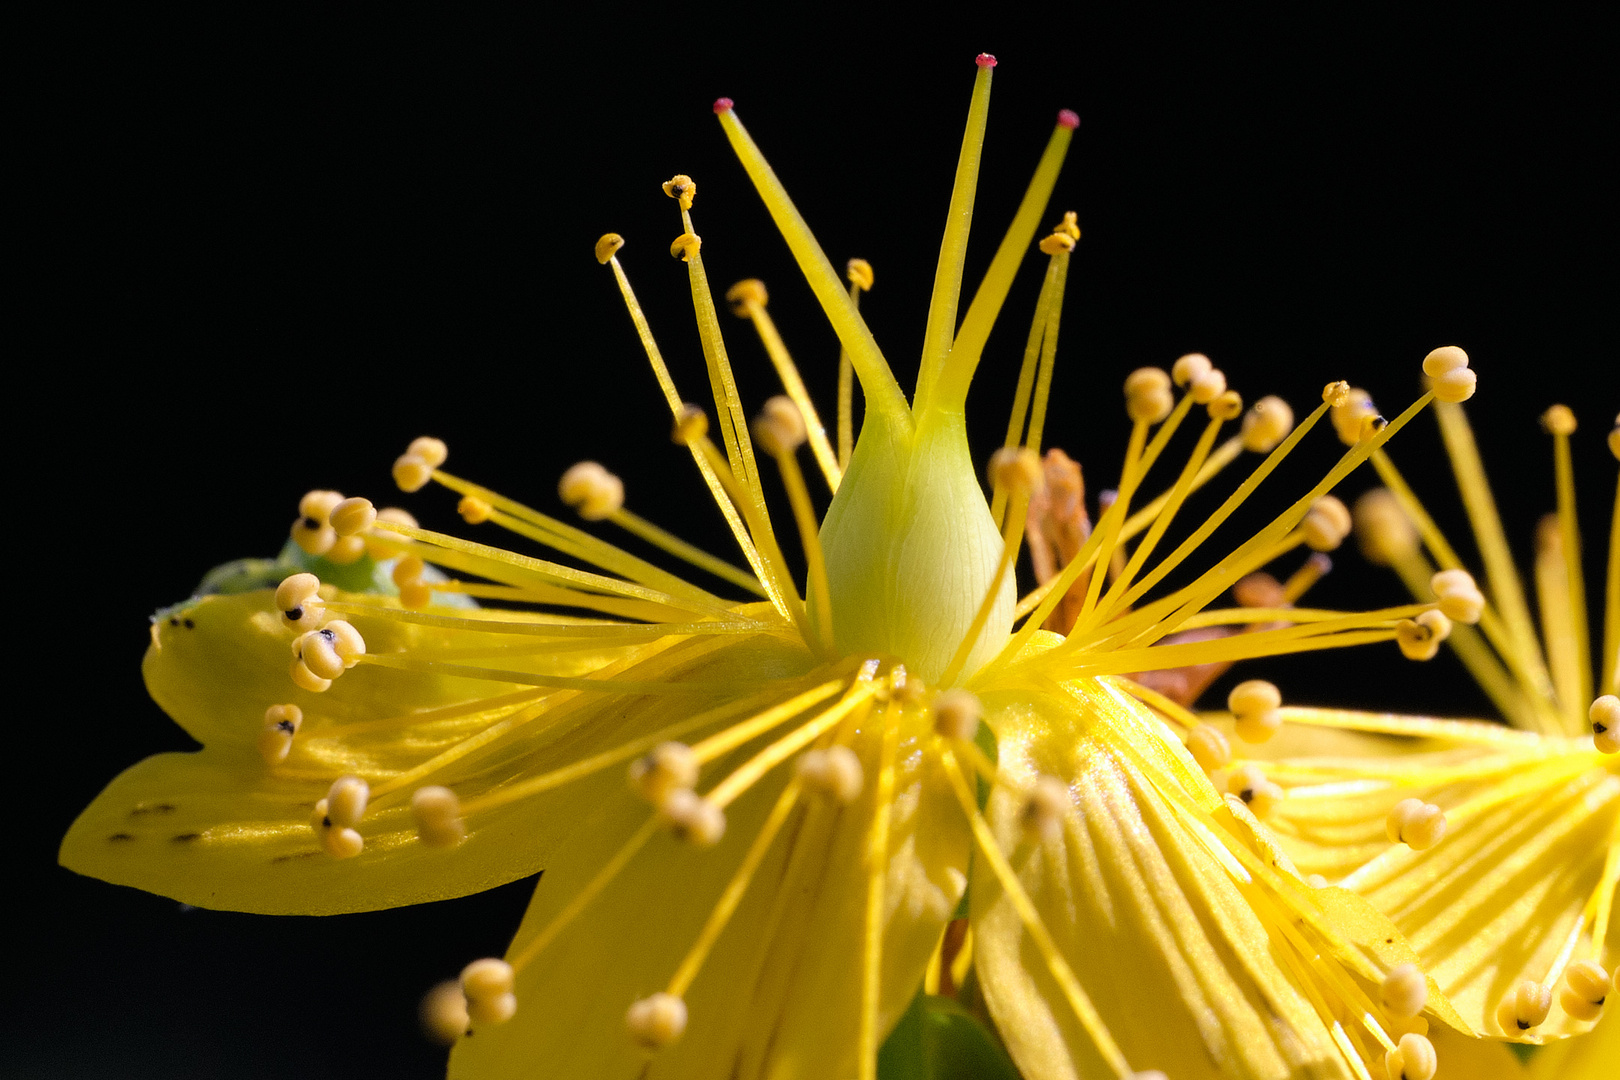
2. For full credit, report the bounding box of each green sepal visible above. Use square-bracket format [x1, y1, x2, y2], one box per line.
[878, 992, 1023, 1080]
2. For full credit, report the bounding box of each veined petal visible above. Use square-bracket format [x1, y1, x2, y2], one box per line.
[449, 697, 968, 1080]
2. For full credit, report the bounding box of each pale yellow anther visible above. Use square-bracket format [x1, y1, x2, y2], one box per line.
[1229, 680, 1284, 743]
[1241, 395, 1294, 452]
[1207, 389, 1243, 422]
[1590, 695, 1620, 754]
[796, 745, 864, 803]
[557, 461, 625, 521]
[1497, 980, 1553, 1033]
[845, 257, 874, 292]
[393, 454, 434, 493]
[1421, 345, 1469, 378]
[1124, 367, 1174, 423]
[297, 620, 364, 681]
[1396, 610, 1453, 661]
[392, 554, 425, 587]
[1430, 568, 1485, 623]
[1331, 388, 1379, 445]
[661, 174, 696, 210]
[1227, 763, 1284, 816]
[406, 436, 448, 469]
[1055, 211, 1081, 241]
[398, 581, 432, 609]
[669, 231, 702, 262]
[1354, 488, 1419, 565]
[661, 788, 725, 846]
[671, 404, 709, 446]
[1186, 725, 1232, 772]
[751, 396, 807, 457]
[299, 489, 344, 523]
[1171, 353, 1212, 387]
[412, 786, 466, 848]
[457, 495, 494, 525]
[419, 980, 470, 1045]
[1037, 232, 1074, 255]
[325, 534, 366, 565]
[324, 775, 369, 829]
[1022, 775, 1071, 842]
[1383, 1032, 1437, 1080]
[1431, 366, 1477, 404]
[1559, 960, 1610, 1023]
[1381, 963, 1428, 1020]
[1302, 494, 1353, 552]
[461, 958, 517, 1026]
[626, 992, 687, 1049]
[365, 506, 417, 558]
[1322, 380, 1352, 407]
[1541, 404, 1577, 437]
[594, 233, 624, 264]
[288, 658, 331, 693]
[291, 489, 343, 556]
[724, 278, 768, 313]
[932, 689, 982, 740]
[330, 497, 376, 538]
[1189, 367, 1227, 405]
[257, 704, 303, 765]
[1386, 797, 1446, 850]
[275, 572, 325, 631]
[629, 742, 699, 809]
[988, 446, 1045, 494]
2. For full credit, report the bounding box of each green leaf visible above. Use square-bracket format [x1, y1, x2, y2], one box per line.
[878, 992, 1023, 1080]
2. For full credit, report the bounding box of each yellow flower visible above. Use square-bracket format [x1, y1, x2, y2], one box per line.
[1223, 398, 1620, 1061]
[62, 55, 1509, 1079]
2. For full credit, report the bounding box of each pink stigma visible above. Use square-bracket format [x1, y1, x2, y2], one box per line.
[713, 97, 734, 114]
[975, 53, 997, 68]
[1058, 109, 1080, 129]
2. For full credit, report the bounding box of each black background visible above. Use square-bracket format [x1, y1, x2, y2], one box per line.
[16, 4, 1617, 1078]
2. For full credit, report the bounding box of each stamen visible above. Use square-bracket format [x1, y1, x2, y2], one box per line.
[1421, 344, 1476, 403]
[311, 775, 367, 858]
[1496, 979, 1552, 1034]
[1020, 775, 1070, 841]
[1607, 413, 1620, 695]
[796, 746, 863, 803]
[628, 742, 699, 809]
[257, 704, 303, 765]
[330, 496, 376, 537]
[858, 693, 902, 1080]
[753, 396, 835, 654]
[1225, 763, 1284, 817]
[660, 788, 726, 846]
[932, 688, 982, 741]
[1228, 679, 1283, 744]
[1383, 1032, 1438, 1080]
[1542, 404, 1593, 722]
[1385, 797, 1446, 850]
[394, 436, 448, 493]
[419, 980, 469, 1045]
[275, 572, 325, 632]
[411, 786, 466, 848]
[1592, 695, 1620, 754]
[290, 489, 343, 557]
[1185, 724, 1232, 772]
[1395, 610, 1453, 661]
[836, 259, 872, 470]
[1430, 568, 1485, 623]
[461, 958, 517, 1026]
[1379, 963, 1428, 1020]
[1559, 959, 1610, 1023]
[557, 461, 624, 521]
[508, 817, 661, 973]
[1300, 495, 1352, 552]
[626, 992, 687, 1050]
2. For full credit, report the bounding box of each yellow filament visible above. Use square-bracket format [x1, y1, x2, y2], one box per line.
[1552, 427, 1593, 721]
[1110, 676, 1202, 729]
[705, 681, 881, 809]
[1587, 812, 1620, 961]
[688, 677, 851, 764]
[935, 117, 1076, 413]
[508, 816, 661, 973]
[1282, 554, 1330, 603]
[914, 59, 995, 413]
[604, 253, 781, 612]
[422, 579, 688, 624]
[770, 444, 836, 655]
[736, 296, 842, 490]
[858, 703, 901, 1080]
[1538, 514, 1586, 731]
[937, 748, 1134, 1078]
[714, 107, 910, 426]
[836, 273, 863, 470]
[1120, 436, 1245, 542]
[943, 488, 1034, 687]
[1269, 706, 1547, 748]
[605, 506, 766, 597]
[991, 250, 1067, 527]
[357, 638, 744, 696]
[1060, 627, 1400, 679]
[1075, 417, 1156, 624]
[323, 600, 764, 641]
[666, 779, 803, 997]
[1606, 471, 1620, 695]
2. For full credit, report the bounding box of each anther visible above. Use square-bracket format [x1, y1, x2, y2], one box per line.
[1241, 395, 1294, 452]
[1321, 381, 1352, 407]
[724, 278, 768, 313]
[1559, 960, 1610, 1023]
[1207, 388, 1243, 422]
[671, 404, 709, 446]
[457, 496, 493, 525]
[1226, 764, 1284, 817]
[1185, 725, 1231, 772]
[932, 689, 982, 740]
[669, 232, 701, 261]
[297, 619, 364, 680]
[461, 958, 517, 1026]
[1331, 388, 1379, 445]
[393, 437, 447, 493]
[1396, 610, 1452, 661]
[311, 775, 367, 858]
[1354, 488, 1419, 565]
[1302, 495, 1352, 551]
[1497, 979, 1552, 1033]
[393, 554, 431, 610]
[626, 992, 687, 1049]
[796, 746, 864, 803]
[289, 657, 331, 693]
[412, 786, 466, 848]
[1189, 367, 1227, 405]
[366, 506, 417, 559]
[1430, 568, 1485, 624]
[1055, 211, 1080, 241]
[1228, 679, 1283, 744]
[419, 980, 470, 1045]
[987, 446, 1044, 494]
[257, 704, 303, 765]
[1021, 775, 1070, 842]
[661, 788, 726, 846]
[1386, 797, 1446, 850]
[594, 233, 624, 264]
[661, 174, 697, 211]
[629, 742, 699, 809]
[1381, 963, 1428, 1020]
[1422, 345, 1476, 404]
[1171, 353, 1212, 387]
[275, 572, 325, 632]
[1383, 1032, 1438, 1080]
[1541, 404, 1577, 437]
[558, 461, 625, 521]
[290, 489, 344, 555]
[1037, 227, 1075, 255]
[752, 396, 807, 457]
[1591, 695, 1620, 754]
[330, 497, 376, 538]
[1124, 367, 1173, 423]
[845, 258, 874, 291]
